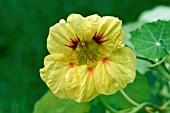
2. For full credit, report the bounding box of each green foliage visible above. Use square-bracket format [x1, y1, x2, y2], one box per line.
[166, 54, 170, 64]
[32, 6, 170, 113]
[101, 72, 151, 109]
[131, 20, 170, 60]
[124, 72, 152, 103]
[89, 101, 105, 113]
[1, 0, 170, 113]
[33, 91, 91, 113]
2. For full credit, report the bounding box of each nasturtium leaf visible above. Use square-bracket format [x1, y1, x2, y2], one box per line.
[123, 6, 170, 48]
[131, 20, 170, 60]
[160, 35, 170, 53]
[33, 91, 91, 113]
[123, 21, 144, 48]
[101, 72, 151, 109]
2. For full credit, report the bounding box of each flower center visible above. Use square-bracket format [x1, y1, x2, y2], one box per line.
[66, 33, 108, 65]
[76, 41, 99, 65]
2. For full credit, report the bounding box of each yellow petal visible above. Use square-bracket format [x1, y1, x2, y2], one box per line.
[67, 14, 84, 41]
[40, 54, 99, 102]
[65, 65, 99, 102]
[93, 47, 136, 94]
[86, 14, 101, 32]
[82, 18, 92, 41]
[40, 54, 77, 99]
[98, 16, 123, 41]
[96, 16, 124, 52]
[47, 19, 77, 54]
[96, 29, 125, 56]
[85, 14, 101, 41]
[67, 14, 95, 42]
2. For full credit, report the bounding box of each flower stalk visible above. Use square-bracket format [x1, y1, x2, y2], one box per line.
[120, 90, 139, 106]
[152, 64, 170, 81]
[98, 96, 119, 113]
[129, 103, 163, 113]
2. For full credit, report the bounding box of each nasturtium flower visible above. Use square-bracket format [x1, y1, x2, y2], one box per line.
[40, 14, 136, 102]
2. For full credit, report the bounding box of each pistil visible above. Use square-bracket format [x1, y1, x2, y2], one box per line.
[76, 41, 99, 65]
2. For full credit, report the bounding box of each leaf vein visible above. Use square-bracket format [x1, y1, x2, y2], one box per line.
[143, 24, 157, 42]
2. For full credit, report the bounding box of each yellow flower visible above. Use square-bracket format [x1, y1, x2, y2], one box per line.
[40, 14, 136, 102]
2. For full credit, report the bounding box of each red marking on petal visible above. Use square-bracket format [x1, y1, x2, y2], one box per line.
[93, 32, 108, 44]
[65, 36, 80, 50]
[68, 62, 74, 69]
[76, 34, 81, 42]
[102, 58, 111, 66]
[65, 44, 76, 50]
[66, 62, 74, 72]
[88, 67, 93, 75]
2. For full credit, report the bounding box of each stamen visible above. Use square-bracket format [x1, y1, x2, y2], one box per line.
[82, 52, 86, 59]
[87, 52, 97, 61]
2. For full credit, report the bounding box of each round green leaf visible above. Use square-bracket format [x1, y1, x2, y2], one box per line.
[131, 20, 170, 60]
[33, 91, 91, 113]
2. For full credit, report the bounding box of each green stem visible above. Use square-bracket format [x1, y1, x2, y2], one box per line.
[149, 55, 168, 67]
[161, 99, 170, 109]
[152, 64, 170, 81]
[163, 62, 170, 75]
[129, 103, 163, 113]
[119, 108, 133, 112]
[136, 56, 170, 80]
[136, 56, 155, 64]
[120, 90, 139, 106]
[120, 90, 153, 113]
[98, 96, 119, 113]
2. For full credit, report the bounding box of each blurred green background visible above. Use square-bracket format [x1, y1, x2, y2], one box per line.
[0, 0, 170, 113]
